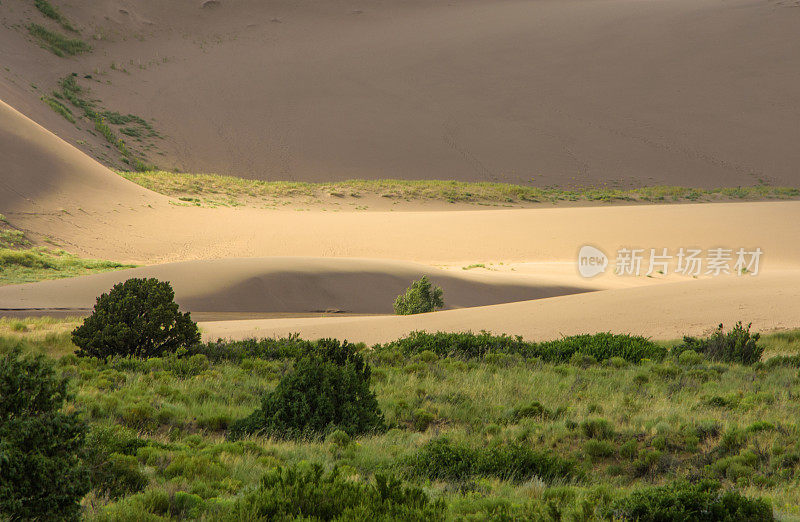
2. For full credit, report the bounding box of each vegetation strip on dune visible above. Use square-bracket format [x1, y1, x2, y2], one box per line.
[3, 282, 800, 520]
[0, 215, 135, 286]
[119, 170, 800, 208]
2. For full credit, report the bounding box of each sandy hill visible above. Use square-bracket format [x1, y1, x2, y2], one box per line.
[2, 0, 800, 186]
[0, 257, 597, 316]
[2, 96, 799, 341]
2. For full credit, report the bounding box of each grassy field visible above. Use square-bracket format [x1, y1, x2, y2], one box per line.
[118, 171, 800, 209]
[0, 216, 134, 286]
[4, 321, 800, 520]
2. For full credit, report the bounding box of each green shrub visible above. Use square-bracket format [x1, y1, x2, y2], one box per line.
[406, 438, 581, 483]
[580, 418, 615, 440]
[0, 349, 90, 520]
[676, 322, 763, 365]
[229, 339, 385, 439]
[585, 440, 616, 460]
[232, 464, 446, 521]
[394, 276, 444, 315]
[377, 331, 665, 363]
[606, 479, 773, 521]
[190, 336, 306, 363]
[72, 278, 200, 358]
[85, 425, 149, 498]
[41, 95, 76, 122]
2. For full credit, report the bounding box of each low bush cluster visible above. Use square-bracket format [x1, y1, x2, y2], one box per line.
[606, 479, 773, 521]
[378, 331, 666, 363]
[232, 464, 446, 521]
[406, 438, 582, 483]
[675, 322, 763, 365]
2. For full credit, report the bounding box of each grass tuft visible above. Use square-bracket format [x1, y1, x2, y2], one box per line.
[27, 23, 90, 56]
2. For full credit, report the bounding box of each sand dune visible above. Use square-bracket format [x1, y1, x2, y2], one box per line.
[2, 68, 800, 340]
[2, 0, 800, 186]
[0, 257, 597, 315]
[200, 269, 800, 343]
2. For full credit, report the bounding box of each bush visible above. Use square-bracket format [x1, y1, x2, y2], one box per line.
[377, 331, 665, 363]
[72, 278, 200, 358]
[607, 479, 773, 521]
[229, 339, 385, 439]
[394, 276, 444, 315]
[85, 425, 149, 498]
[675, 322, 763, 365]
[232, 464, 446, 521]
[406, 438, 581, 483]
[0, 349, 90, 520]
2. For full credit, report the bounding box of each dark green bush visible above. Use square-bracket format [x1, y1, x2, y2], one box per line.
[606, 479, 773, 521]
[394, 276, 444, 315]
[72, 278, 200, 358]
[0, 349, 90, 521]
[229, 339, 385, 439]
[406, 438, 581, 483]
[675, 322, 763, 365]
[377, 331, 665, 363]
[534, 333, 665, 364]
[232, 464, 446, 521]
[189, 336, 307, 363]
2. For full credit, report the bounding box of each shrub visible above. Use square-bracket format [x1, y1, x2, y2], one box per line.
[675, 322, 763, 365]
[72, 278, 200, 358]
[0, 349, 90, 520]
[394, 276, 444, 315]
[580, 418, 615, 440]
[406, 438, 581, 483]
[85, 425, 148, 498]
[377, 331, 665, 363]
[606, 479, 773, 521]
[232, 464, 446, 521]
[189, 336, 306, 363]
[229, 339, 385, 439]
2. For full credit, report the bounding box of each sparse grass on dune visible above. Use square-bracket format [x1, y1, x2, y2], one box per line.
[3, 321, 800, 519]
[27, 23, 90, 56]
[0, 248, 135, 286]
[0, 217, 135, 285]
[119, 170, 800, 208]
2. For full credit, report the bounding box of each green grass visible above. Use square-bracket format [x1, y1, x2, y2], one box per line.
[27, 23, 90, 56]
[41, 95, 76, 123]
[117, 171, 800, 208]
[34, 0, 77, 31]
[2, 324, 800, 519]
[0, 248, 135, 286]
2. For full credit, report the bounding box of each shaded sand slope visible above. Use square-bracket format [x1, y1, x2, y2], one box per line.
[0, 99, 160, 215]
[200, 270, 800, 343]
[0, 258, 596, 314]
[2, 0, 800, 186]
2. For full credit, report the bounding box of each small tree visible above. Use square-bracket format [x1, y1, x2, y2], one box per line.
[393, 276, 444, 315]
[0, 348, 90, 520]
[72, 278, 200, 358]
[229, 339, 385, 439]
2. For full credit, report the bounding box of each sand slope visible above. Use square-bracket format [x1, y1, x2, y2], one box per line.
[200, 270, 800, 343]
[0, 257, 596, 315]
[2, 0, 800, 186]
